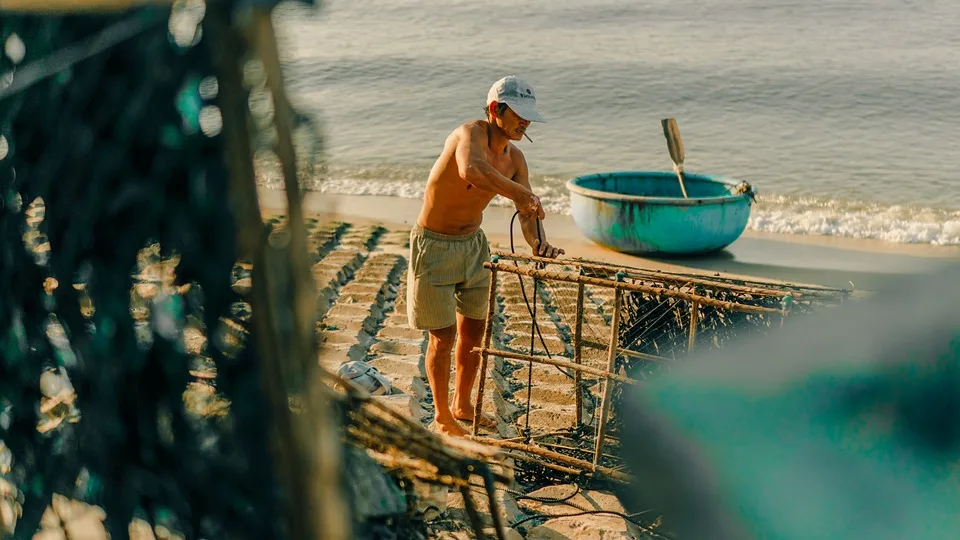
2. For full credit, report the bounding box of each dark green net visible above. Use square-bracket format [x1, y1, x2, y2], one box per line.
[0, 3, 317, 538]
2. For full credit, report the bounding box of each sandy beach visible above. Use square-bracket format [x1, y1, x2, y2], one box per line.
[19, 188, 955, 539]
[253, 188, 956, 538]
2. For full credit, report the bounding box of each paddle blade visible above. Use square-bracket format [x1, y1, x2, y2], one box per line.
[661, 117, 685, 166]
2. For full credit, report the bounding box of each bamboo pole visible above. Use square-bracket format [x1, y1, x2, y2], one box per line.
[321, 368, 512, 485]
[473, 269, 499, 436]
[251, 12, 349, 539]
[490, 250, 849, 297]
[466, 437, 632, 484]
[208, 7, 345, 540]
[483, 262, 783, 315]
[471, 347, 637, 385]
[688, 301, 699, 353]
[573, 282, 585, 428]
[593, 288, 623, 465]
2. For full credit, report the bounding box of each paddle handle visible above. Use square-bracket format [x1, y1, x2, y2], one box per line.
[661, 118, 690, 199]
[674, 166, 689, 199]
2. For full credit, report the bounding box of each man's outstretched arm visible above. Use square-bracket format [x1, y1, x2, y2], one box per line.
[512, 151, 564, 259]
[455, 123, 545, 220]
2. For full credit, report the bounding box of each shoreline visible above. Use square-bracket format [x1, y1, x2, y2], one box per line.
[260, 189, 959, 291]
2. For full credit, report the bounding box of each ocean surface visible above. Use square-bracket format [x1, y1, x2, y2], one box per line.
[267, 0, 960, 245]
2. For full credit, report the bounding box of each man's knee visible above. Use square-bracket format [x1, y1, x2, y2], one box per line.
[427, 325, 458, 352]
[457, 315, 486, 345]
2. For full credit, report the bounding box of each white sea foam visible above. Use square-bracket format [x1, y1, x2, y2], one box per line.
[258, 164, 960, 246]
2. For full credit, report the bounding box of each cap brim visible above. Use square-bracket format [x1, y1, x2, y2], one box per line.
[504, 99, 546, 123]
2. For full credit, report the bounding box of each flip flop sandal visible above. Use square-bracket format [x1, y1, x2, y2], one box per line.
[338, 360, 392, 396]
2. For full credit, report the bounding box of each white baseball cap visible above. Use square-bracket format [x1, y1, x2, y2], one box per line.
[486, 75, 546, 123]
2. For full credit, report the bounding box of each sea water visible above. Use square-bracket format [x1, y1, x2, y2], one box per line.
[268, 0, 960, 245]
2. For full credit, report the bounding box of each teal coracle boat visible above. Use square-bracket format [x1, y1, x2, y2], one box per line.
[566, 170, 756, 256]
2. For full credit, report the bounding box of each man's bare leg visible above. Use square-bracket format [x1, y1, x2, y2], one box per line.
[452, 313, 497, 428]
[426, 325, 469, 436]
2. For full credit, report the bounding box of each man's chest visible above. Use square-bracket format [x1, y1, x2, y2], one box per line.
[484, 148, 516, 179]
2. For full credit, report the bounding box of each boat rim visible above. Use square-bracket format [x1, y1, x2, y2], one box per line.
[566, 170, 751, 206]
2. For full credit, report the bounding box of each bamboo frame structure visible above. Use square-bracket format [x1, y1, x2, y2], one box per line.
[484, 261, 785, 316]
[491, 250, 852, 298]
[468, 251, 853, 483]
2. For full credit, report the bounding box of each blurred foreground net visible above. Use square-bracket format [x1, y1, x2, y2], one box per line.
[0, 4, 286, 538]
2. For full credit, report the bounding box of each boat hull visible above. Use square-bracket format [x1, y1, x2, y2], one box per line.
[566, 171, 753, 256]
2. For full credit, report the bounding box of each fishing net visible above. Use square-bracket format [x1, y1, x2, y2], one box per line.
[0, 2, 318, 538]
[481, 251, 852, 485]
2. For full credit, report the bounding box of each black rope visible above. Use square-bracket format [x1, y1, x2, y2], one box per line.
[525, 269, 537, 437]
[508, 210, 574, 383]
[511, 508, 658, 530]
[508, 210, 575, 443]
[512, 484, 581, 504]
[463, 482, 665, 536]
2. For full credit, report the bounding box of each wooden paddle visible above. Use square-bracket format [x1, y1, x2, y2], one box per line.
[661, 117, 689, 198]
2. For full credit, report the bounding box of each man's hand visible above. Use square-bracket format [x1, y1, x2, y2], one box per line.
[533, 239, 564, 259]
[514, 189, 545, 220]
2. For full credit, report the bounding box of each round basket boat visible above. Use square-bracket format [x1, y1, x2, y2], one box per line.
[566, 171, 755, 256]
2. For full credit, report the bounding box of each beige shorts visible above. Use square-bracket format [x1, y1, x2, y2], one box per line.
[406, 224, 491, 330]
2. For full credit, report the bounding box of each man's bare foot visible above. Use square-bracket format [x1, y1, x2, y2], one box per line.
[453, 407, 498, 428]
[432, 417, 470, 437]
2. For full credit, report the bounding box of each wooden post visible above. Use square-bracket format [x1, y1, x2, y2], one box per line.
[593, 287, 622, 465]
[473, 268, 499, 436]
[573, 282, 585, 428]
[688, 301, 699, 353]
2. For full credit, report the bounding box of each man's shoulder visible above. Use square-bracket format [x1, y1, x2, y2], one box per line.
[459, 119, 489, 133]
[445, 119, 487, 142]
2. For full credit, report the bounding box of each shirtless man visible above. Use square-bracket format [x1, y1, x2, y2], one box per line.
[407, 75, 564, 436]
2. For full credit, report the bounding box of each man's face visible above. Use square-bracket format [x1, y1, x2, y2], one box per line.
[496, 105, 531, 141]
